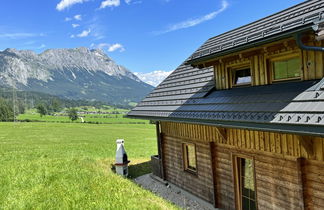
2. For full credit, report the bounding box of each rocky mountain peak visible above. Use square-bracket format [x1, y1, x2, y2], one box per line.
[0, 47, 152, 104]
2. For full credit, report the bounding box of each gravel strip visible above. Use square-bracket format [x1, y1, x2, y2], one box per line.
[134, 174, 215, 210]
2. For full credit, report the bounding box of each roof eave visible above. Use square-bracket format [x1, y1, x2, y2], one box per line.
[186, 25, 313, 67]
[127, 114, 324, 138]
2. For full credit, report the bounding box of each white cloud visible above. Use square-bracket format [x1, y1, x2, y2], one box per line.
[76, 29, 91, 37]
[91, 43, 125, 52]
[124, 0, 142, 5]
[108, 43, 125, 52]
[74, 14, 82, 21]
[65, 17, 72, 21]
[156, 0, 229, 34]
[72, 24, 80, 28]
[100, 0, 120, 9]
[56, 0, 87, 11]
[70, 34, 75, 38]
[0, 33, 44, 39]
[98, 43, 110, 49]
[24, 40, 36, 45]
[37, 44, 46, 49]
[134, 70, 173, 87]
[90, 43, 109, 49]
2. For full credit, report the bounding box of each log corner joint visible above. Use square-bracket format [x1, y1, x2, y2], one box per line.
[216, 127, 227, 142]
[299, 136, 314, 157]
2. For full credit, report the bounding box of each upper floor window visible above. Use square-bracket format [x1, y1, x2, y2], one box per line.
[271, 56, 301, 82]
[183, 143, 197, 173]
[233, 68, 252, 86]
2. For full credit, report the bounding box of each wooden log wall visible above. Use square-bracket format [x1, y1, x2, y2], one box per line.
[160, 121, 324, 209]
[301, 159, 324, 209]
[213, 36, 324, 90]
[213, 146, 304, 210]
[162, 135, 214, 202]
[212, 146, 235, 209]
[161, 122, 324, 161]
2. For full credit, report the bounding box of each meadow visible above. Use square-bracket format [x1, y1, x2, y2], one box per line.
[17, 108, 148, 124]
[0, 122, 177, 209]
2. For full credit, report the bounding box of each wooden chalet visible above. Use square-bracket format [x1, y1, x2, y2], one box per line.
[128, 1, 324, 209]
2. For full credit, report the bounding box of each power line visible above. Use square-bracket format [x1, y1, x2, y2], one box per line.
[12, 84, 17, 123]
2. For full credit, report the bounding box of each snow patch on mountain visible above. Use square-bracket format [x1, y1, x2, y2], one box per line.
[0, 47, 142, 87]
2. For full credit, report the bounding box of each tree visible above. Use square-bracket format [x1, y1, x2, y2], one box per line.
[0, 98, 13, 121]
[51, 98, 62, 112]
[68, 108, 78, 121]
[18, 101, 25, 114]
[36, 104, 47, 117]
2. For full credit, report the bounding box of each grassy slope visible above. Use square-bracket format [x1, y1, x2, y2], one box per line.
[0, 123, 177, 209]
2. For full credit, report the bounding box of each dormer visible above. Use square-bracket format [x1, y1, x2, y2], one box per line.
[186, 3, 324, 90]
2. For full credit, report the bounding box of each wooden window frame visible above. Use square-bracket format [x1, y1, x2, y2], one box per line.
[182, 142, 198, 175]
[232, 154, 258, 210]
[228, 62, 252, 88]
[268, 53, 302, 83]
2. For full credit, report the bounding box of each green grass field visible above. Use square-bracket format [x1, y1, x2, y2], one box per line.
[17, 108, 148, 124]
[17, 113, 147, 124]
[0, 122, 177, 209]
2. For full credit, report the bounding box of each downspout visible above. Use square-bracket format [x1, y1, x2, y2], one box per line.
[294, 32, 324, 52]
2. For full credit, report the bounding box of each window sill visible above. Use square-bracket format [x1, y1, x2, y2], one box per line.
[272, 77, 301, 83]
[232, 83, 251, 88]
[184, 169, 198, 176]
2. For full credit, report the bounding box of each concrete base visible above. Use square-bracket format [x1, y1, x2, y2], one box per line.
[115, 165, 128, 177]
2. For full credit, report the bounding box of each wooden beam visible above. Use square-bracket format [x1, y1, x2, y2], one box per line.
[205, 59, 220, 67]
[209, 142, 218, 208]
[216, 127, 227, 142]
[299, 136, 314, 157]
[156, 121, 165, 180]
[296, 157, 306, 210]
[222, 55, 240, 63]
[241, 49, 262, 58]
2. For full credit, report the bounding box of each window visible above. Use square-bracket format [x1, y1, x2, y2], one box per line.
[232, 68, 251, 87]
[233, 68, 252, 86]
[183, 143, 197, 173]
[271, 57, 301, 81]
[234, 156, 257, 210]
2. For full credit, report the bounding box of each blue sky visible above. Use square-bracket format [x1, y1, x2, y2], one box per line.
[0, 0, 305, 74]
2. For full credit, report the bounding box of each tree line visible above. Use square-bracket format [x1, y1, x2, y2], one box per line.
[0, 88, 132, 121]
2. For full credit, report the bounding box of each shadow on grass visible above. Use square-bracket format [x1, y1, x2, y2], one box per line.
[110, 160, 151, 179]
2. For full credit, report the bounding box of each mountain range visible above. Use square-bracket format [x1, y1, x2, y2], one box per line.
[0, 47, 153, 106]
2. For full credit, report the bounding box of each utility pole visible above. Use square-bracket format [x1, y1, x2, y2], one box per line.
[24, 91, 27, 110]
[12, 84, 17, 123]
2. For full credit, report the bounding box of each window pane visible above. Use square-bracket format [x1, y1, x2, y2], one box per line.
[242, 197, 250, 210]
[239, 158, 256, 210]
[250, 189, 255, 200]
[273, 61, 287, 80]
[242, 178, 250, 197]
[287, 58, 300, 78]
[250, 200, 256, 210]
[273, 57, 300, 80]
[234, 69, 251, 85]
[187, 145, 196, 169]
[184, 144, 196, 171]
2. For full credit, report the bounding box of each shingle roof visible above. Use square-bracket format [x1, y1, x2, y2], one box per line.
[188, 0, 324, 63]
[128, 79, 324, 136]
